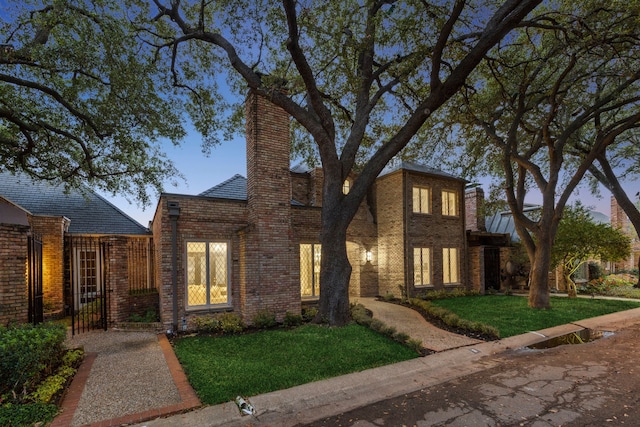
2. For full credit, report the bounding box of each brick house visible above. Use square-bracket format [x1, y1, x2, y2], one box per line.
[0, 172, 156, 329]
[151, 90, 508, 332]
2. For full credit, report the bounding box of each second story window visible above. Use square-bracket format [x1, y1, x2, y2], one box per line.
[442, 189, 458, 216]
[412, 186, 431, 214]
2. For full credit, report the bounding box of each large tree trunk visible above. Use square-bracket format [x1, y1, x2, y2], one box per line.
[318, 221, 352, 326]
[528, 235, 552, 309]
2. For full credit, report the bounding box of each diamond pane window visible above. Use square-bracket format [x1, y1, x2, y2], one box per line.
[413, 247, 431, 286]
[300, 243, 321, 298]
[187, 241, 229, 308]
[443, 247, 459, 284]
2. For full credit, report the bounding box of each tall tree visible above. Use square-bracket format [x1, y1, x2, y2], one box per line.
[449, 2, 640, 308]
[551, 202, 630, 297]
[143, 0, 542, 325]
[0, 0, 186, 203]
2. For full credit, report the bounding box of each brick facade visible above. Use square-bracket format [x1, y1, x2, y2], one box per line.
[150, 92, 509, 330]
[243, 90, 298, 321]
[0, 223, 29, 325]
[29, 215, 69, 312]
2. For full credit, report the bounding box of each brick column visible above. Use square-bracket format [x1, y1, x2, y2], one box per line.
[241, 90, 298, 321]
[0, 223, 29, 325]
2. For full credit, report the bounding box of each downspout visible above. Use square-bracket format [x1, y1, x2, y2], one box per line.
[167, 201, 181, 335]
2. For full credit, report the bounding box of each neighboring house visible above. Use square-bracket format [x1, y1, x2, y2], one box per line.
[151, 90, 509, 332]
[611, 196, 640, 273]
[484, 203, 611, 289]
[0, 172, 155, 330]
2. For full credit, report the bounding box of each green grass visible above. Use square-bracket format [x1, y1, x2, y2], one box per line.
[173, 323, 417, 404]
[431, 295, 640, 338]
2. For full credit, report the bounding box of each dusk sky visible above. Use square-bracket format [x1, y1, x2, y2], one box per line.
[102, 126, 631, 228]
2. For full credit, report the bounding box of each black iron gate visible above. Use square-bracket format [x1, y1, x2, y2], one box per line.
[27, 233, 43, 324]
[66, 236, 109, 335]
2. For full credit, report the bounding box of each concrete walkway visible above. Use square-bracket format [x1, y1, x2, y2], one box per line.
[354, 297, 483, 351]
[54, 299, 640, 427]
[134, 306, 640, 427]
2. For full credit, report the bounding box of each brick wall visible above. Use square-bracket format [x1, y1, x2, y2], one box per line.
[243, 90, 298, 321]
[407, 173, 467, 292]
[376, 171, 406, 296]
[153, 195, 248, 330]
[0, 223, 29, 325]
[465, 187, 486, 232]
[29, 215, 68, 312]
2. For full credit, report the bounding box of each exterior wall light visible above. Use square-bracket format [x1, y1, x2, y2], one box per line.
[365, 250, 372, 263]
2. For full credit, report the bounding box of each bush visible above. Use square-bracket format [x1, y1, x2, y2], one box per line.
[407, 298, 499, 340]
[301, 307, 318, 322]
[588, 262, 604, 280]
[216, 313, 245, 334]
[0, 323, 67, 403]
[192, 316, 219, 333]
[252, 310, 277, 329]
[416, 288, 479, 301]
[127, 309, 159, 323]
[0, 402, 58, 427]
[283, 312, 303, 327]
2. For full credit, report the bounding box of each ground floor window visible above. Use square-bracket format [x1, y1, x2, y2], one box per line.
[300, 243, 321, 298]
[413, 247, 432, 286]
[186, 241, 229, 308]
[443, 247, 459, 284]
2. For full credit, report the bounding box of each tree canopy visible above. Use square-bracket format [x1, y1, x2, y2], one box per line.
[446, 1, 640, 308]
[551, 203, 631, 297]
[0, 0, 186, 203]
[139, 0, 543, 324]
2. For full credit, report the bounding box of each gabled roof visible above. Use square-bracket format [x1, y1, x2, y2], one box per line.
[379, 160, 465, 181]
[0, 172, 149, 235]
[198, 173, 305, 206]
[199, 174, 247, 200]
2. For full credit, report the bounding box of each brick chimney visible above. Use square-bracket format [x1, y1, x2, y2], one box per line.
[241, 89, 298, 321]
[465, 186, 486, 232]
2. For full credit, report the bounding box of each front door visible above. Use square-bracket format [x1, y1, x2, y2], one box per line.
[484, 247, 501, 291]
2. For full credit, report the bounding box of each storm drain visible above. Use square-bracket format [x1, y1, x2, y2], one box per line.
[526, 329, 614, 349]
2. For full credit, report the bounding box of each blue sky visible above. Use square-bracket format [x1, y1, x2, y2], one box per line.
[102, 128, 630, 228]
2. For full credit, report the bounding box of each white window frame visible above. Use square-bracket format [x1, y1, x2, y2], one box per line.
[186, 240, 231, 309]
[443, 247, 460, 284]
[413, 247, 432, 287]
[442, 189, 459, 217]
[412, 186, 431, 214]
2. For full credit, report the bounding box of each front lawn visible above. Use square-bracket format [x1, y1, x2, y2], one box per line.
[173, 323, 418, 405]
[431, 295, 640, 338]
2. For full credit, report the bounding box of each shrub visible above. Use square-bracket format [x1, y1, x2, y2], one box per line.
[127, 309, 159, 323]
[405, 338, 423, 353]
[588, 262, 604, 280]
[216, 313, 245, 334]
[0, 323, 67, 403]
[382, 292, 396, 302]
[407, 298, 499, 340]
[193, 316, 220, 333]
[252, 309, 277, 329]
[0, 402, 58, 427]
[283, 312, 303, 327]
[301, 307, 318, 322]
